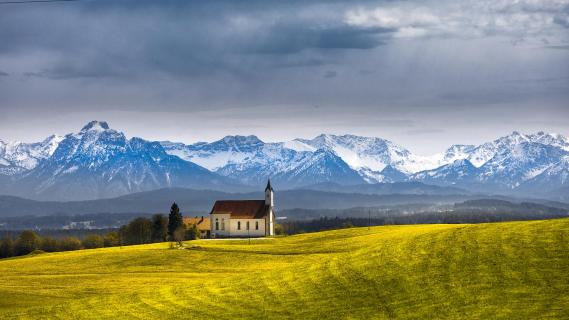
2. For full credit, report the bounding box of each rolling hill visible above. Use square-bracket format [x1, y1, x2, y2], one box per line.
[0, 186, 495, 218]
[0, 219, 568, 319]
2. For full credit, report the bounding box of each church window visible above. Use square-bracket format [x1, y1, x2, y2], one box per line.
[215, 218, 219, 231]
[246, 221, 250, 230]
[237, 221, 241, 230]
[221, 219, 225, 231]
[255, 221, 259, 230]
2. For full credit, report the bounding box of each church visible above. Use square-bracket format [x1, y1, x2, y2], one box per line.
[209, 180, 275, 238]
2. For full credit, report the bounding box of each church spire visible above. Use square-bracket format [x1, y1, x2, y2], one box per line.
[265, 179, 273, 192]
[265, 179, 274, 207]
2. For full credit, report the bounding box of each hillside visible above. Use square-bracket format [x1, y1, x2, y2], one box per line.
[1, 219, 568, 319]
[0, 187, 476, 218]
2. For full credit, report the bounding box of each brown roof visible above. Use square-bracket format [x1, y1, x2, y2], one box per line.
[183, 217, 211, 231]
[210, 200, 269, 219]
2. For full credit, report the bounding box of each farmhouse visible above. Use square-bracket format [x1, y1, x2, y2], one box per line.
[209, 180, 275, 238]
[183, 216, 211, 239]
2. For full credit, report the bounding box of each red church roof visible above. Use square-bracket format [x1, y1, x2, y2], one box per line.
[210, 200, 269, 219]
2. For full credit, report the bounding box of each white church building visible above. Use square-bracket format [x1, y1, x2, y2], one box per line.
[209, 180, 275, 238]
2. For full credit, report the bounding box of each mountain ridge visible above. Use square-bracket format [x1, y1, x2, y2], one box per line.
[1, 121, 568, 200]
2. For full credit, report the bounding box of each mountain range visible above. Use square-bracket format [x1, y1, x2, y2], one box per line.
[0, 121, 568, 201]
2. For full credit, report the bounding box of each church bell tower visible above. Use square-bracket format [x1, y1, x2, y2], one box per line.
[265, 179, 274, 207]
[265, 179, 275, 236]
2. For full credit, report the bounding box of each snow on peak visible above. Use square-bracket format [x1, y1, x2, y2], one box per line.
[0, 134, 65, 172]
[283, 140, 316, 152]
[220, 135, 263, 146]
[42, 135, 65, 156]
[80, 121, 110, 132]
[450, 159, 474, 168]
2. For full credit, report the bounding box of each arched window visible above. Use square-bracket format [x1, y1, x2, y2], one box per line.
[215, 218, 219, 231]
[246, 221, 250, 230]
[237, 221, 241, 230]
[221, 219, 225, 231]
[255, 221, 259, 230]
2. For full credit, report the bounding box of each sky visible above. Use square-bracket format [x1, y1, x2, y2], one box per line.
[0, 0, 568, 155]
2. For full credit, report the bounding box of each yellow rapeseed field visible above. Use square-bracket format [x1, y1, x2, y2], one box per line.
[1, 219, 568, 319]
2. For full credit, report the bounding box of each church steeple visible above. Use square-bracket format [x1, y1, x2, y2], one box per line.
[265, 179, 274, 207]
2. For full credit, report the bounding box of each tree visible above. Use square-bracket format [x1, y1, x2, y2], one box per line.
[15, 230, 41, 255]
[82, 235, 104, 249]
[40, 236, 60, 252]
[185, 224, 199, 240]
[151, 214, 168, 243]
[125, 217, 152, 245]
[172, 226, 186, 247]
[118, 225, 128, 247]
[59, 237, 82, 251]
[104, 231, 119, 247]
[0, 236, 14, 258]
[168, 202, 183, 240]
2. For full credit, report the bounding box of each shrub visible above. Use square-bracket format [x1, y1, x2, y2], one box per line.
[59, 237, 82, 251]
[172, 226, 186, 246]
[41, 236, 60, 252]
[15, 230, 41, 255]
[82, 235, 104, 249]
[274, 223, 285, 236]
[185, 224, 200, 240]
[29, 250, 45, 255]
[104, 232, 119, 247]
[0, 236, 14, 258]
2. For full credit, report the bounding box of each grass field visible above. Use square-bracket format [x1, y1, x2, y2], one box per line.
[1, 219, 568, 319]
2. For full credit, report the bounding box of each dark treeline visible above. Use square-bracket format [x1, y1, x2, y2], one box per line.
[0, 212, 155, 231]
[0, 203, 201, 259]
[0, 230, 120, 258]
[0, 228, 117, 241]
[280, 209, 569, 234]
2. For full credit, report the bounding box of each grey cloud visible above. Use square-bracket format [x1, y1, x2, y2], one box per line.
[324, 70, 337, 78]
[543, 45, 569, 50]
[0, 70, 8, 76]
[405, 128, 445, 135]
[0, 0, 567, 154]
[247, 24, 389, 55]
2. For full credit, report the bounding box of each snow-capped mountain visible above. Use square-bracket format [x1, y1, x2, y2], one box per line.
[0, 135, 63, 175]
[519, 156, 569, 192]
[161, 131, 569, 195]
[296, 134, 441, 176]
[411, 132, 569, 193]
[2, 121, 232, 200]
[162, 135, 365, 187]
[411, 159, 480, 187]
[0, 121, 567, 200]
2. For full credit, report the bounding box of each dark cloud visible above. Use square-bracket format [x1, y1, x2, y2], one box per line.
[0, 0, 567, 154]
[324, 70, 337, 78]
[406, 128, 445, 135]
[0, 70, 8, 77]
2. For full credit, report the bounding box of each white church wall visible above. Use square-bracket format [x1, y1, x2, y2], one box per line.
[211, 213, 231, 238]
[228, 218, 266, 237]
[210, 214, 266, 238]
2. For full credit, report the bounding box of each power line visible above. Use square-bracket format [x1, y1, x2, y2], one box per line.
[0, 0, 83, 5]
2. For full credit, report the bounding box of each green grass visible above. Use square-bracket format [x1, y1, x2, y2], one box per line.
[1, 219, 568, 319]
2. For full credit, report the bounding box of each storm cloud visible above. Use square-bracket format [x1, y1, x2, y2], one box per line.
[0, 0, 568, 154]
